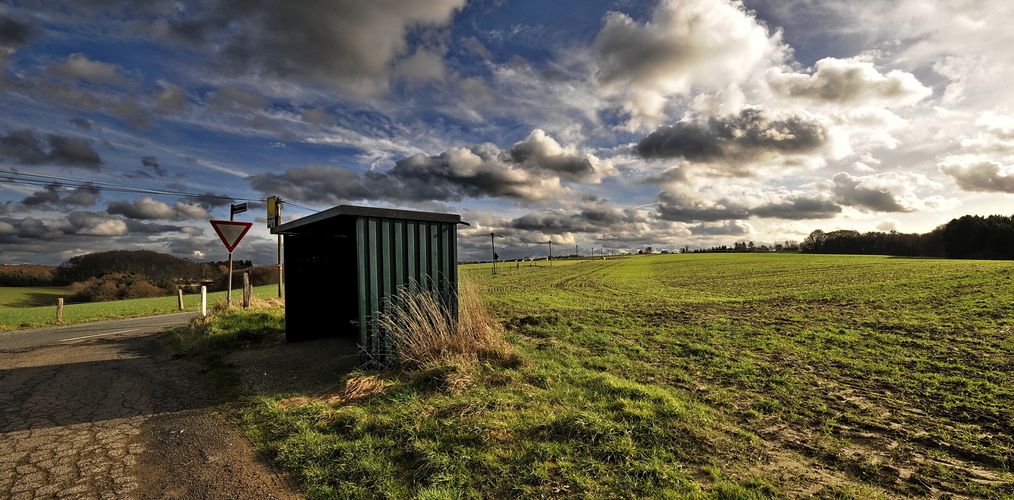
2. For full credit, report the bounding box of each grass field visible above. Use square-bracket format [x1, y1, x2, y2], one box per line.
[234, 253, 1014, 499]
[0, 285, 284, 333]
[0, 286, 66, 309]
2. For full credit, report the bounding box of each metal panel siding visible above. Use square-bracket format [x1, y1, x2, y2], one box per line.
[348, 216, 458, 361]
[355, 218, 369, 352]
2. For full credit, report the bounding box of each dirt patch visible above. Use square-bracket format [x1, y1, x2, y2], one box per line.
[224, 336, 361, 396]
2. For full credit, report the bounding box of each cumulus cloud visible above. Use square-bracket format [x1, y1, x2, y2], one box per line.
[106, 196, 208, 220]
[1, 211, 127, 239]
[22, 183, 99, 207]
[152, 83, 187, 112]
[688, 220, 754, 236]
[0, 129, 103, 169]
[161, 0, 466, 97]
[250, 129, 612, 204]
[767, 57, 931, 107]
[593, 0, 786, 128]
[635, 108, 829, 171]
[831, 172, 953, 212]
[655, 186, 842, 223]
[508, 206, 650, 235]
[940, 160, 1014, 193]
[46, 53, 127, 85]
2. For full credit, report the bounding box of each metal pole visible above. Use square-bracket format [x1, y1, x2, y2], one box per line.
[276, 199, 283, 298]
[491, 232, 496, 276]
[227, 210, 234, 307]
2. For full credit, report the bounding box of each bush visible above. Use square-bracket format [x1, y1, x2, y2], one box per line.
[68, 273, 170, 302]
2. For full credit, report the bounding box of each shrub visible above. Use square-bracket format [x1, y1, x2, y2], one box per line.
[67, 273, 170, 302]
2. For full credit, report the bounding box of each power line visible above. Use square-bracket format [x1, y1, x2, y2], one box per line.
[0, 169, 262, 203]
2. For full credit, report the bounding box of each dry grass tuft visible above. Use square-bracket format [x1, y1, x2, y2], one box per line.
[375, 280, 520, 377]
[326, 375, 388, 405]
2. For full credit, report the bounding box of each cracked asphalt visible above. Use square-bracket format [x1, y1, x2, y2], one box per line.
[0, 319, 301, 499]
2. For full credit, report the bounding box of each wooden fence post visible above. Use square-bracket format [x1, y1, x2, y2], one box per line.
[177, 289, 184, 310]
[56, 298, 63, 322]
[242, 271, 251, 308]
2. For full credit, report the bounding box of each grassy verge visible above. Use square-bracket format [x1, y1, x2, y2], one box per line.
[0, 285, 284, 333]
[178, 255, 1014, 499]
[160, 296, 288, 400]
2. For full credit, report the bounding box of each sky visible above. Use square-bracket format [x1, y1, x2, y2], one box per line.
[1, 0, 1013, 265]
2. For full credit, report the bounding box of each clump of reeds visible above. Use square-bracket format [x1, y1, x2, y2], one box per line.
[375, 280, 522, 386]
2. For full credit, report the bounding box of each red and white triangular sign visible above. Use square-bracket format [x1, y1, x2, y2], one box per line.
[210, 220, 253, 253]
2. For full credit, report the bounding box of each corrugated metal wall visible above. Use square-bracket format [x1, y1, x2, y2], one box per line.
[355, 216, 459, 360]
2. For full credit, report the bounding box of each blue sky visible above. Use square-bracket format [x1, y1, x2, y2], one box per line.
[1, 0, 1013, 265]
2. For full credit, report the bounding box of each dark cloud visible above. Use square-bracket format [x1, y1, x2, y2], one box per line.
[509, 206, 648, 235]
[0, 15, 38, 47]
[250, 129, 607, 204]
[656, 195, 750, 223]
[21, 182, 99, 207]
[656, 190, 841, 223]
[184, 192, 235, 208]
[688, 220, 753, 236]
[750, 196, 842, 220]
[831, 172, 911, 212]
[940, 161, 1014, 193]
[0, 130, 103, 168]
[635, 109, 828, 166]
[160, 0, 465, 97]
[21, 184, 61, 206]
[141, 156, 167, 177]
[768, 57, 931, 106]
[46, 134, 103, 168]
[0, 129, 48, 164]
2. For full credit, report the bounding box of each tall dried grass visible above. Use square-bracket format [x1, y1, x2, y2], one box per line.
[375, 280, 517, 371]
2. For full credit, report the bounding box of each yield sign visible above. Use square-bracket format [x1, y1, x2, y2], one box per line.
[210, 220, 253, 253]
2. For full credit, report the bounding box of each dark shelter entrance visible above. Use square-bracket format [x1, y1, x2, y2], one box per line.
[271, 205, 462, 362]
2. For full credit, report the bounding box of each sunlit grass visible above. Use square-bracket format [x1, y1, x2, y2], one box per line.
[0, 285, 284, 332]
[190, 254, 1014, 498]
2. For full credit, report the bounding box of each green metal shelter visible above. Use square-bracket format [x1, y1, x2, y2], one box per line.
[270, 205, 461, 361]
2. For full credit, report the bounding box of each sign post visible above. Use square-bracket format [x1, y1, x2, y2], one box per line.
[211, 220, 253, 307]
[268, 197, 283, 297]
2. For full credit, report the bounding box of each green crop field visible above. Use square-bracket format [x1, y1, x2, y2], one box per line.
[206, 254, 1014, 498]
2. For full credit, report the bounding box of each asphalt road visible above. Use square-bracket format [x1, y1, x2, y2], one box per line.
[0, 313, 301, 499]
[0, 312, 200, 350]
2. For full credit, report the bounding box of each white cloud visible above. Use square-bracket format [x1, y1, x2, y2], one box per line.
[593, 0, 787, 129]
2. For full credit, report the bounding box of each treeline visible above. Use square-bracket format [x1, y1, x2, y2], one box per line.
[800, 214, 1014, 259]
[0, 265, 58, 286]
[41, 250, 278, 302]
